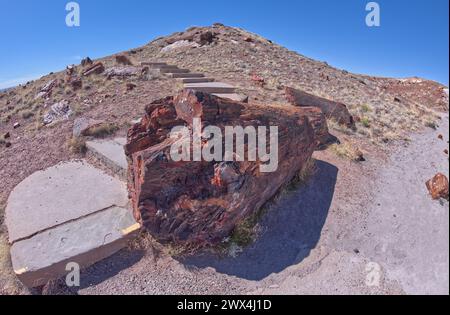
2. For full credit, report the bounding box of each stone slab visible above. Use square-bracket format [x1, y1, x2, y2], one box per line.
[86, 138, 128, 178]
[184, 82, 235, 94]
[5, 161, 129, 243]
[11, 206, 139, 288]
[213, 93, 249, 103]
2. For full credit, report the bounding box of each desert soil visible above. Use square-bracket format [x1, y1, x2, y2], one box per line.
[66, 115, 448, 296]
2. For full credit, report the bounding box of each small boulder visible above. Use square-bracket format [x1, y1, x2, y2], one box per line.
[4, 132, 10, 139]
[284, 87, 355, 129]
[115, 55, 133, 66]
[105, 66, 141, 78]
[13, 122, 20, 129]
[126, 83, 137, 91]
[81, 57, 93, 67]
[251, 74, 265, 87]
[426, 173, 449, 200]
[43, 100, 73, 125]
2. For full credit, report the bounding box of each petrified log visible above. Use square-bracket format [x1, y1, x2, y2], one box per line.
[285, 87, 355, 128]
[126, 90, 319, 245]
[82, 62, 105, 76]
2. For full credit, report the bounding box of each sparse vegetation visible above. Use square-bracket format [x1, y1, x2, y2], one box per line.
[361, 104, 372, 113]
[84, 123, 119, 138]
[425, 120, 438, 130]
[361, 117, 371, 128]
[329, 141, 360, 160]
[67, 137, 87, 154]
[20, 110, 34, 120]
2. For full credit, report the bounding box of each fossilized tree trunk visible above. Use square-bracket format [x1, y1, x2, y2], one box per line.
[126, 90, 321, 245]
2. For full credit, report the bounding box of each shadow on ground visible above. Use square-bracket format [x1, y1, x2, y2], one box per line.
[180, 160, 338, 281]
[76, 249, 145, 292]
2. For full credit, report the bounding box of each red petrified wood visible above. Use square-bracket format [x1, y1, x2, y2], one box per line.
[125, 90, 322, 246]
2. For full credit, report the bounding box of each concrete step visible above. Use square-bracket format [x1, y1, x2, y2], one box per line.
[160, 68, 190, 74]
[167, 73, 204, 79]
[180, 77, 215, 84]
[86, 138, 128, 180]
[213, 93, 249, 103]
[5, 160, 139, 287]
[141, 62, 167, 68]
[184, 82, 236, 94]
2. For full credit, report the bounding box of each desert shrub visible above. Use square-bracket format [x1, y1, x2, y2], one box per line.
[84, 123, 119, 138]
[67, 137, 87, 154]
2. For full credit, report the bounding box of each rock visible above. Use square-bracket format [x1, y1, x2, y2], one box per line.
[4, 132, 10, 139]
[72, 117, 107, 137]
[126, 83, 137, 91]
[13, 122, 20, 129]
[198, 31, 215, 45]
[165, 29, 217, 47]
[125, 90, 319, 246]
[35, 79, 57, 99]
[65, 75, 82, 90]
[354, 148, 366, 162]
[426, 173, 449, 200]
[251, 74, 265, 87]
[82, 62, 105, 76]
[43, 100, 73, 125]
[66, 65, 75, 75]
[161, 40, 200, 53]
[444, 149, 448, 155]
[115, 54, 133, 66]
[105, 66, 141, 78]
[5, 142, 12, 148]
[438, 134, 444, 140]
[301, 107, 336, 150]
[284, 87, 355, 128]
[81, 57, 93, 67]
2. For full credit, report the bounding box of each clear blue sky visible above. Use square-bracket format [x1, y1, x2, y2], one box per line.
[0, 0, 448, 89]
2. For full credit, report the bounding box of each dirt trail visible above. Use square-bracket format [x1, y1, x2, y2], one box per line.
[74, 115, 449, 295]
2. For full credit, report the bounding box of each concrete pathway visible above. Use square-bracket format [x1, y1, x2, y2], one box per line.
[5, 160, 139, 287]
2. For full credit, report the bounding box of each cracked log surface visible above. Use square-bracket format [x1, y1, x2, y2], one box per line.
[126, 90, 322, 245]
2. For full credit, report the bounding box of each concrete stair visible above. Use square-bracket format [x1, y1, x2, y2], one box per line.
[141, 61, 248, 102]
[167, 73, 205, 79]
[180, 77, 215, 84]
[160, 67, 190, 74]
[184, 82, 236, 94]
[86, 138, 128, 180]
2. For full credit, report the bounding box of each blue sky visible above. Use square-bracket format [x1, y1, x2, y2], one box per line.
[0, 0, 448, 89]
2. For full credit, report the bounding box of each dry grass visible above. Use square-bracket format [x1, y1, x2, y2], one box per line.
[84, 123, 119, 138]
[67, 137, 87, 154]
[329, 141, 360, 161]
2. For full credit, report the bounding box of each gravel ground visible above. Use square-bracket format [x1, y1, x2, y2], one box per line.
[72, 114, 449, 295]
